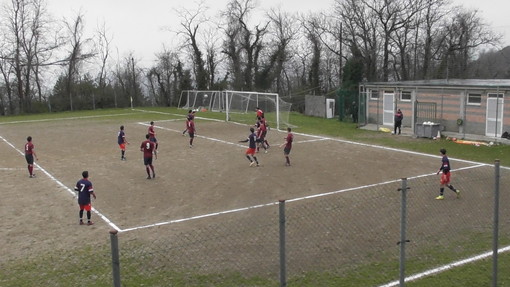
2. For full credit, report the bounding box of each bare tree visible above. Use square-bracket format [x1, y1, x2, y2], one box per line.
[175, 1, 209, 90]
[264, 8, 297, 93]
[221, 0, 268, 91]
[147, 48, 181, 106]
[435, 8, 501, 79]
[62, 12, 94, 110]
[335, 0, 379, 81]
[95, 21, 112, 100]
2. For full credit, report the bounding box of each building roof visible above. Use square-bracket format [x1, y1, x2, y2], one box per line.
[361, 79, 510, 90]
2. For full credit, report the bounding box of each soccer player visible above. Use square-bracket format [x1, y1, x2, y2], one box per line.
[187, 116, 196, 148]
[239, 127, 259, 167]
[255, 107, 264, 119]
[75, 171, 96, 226]
[140, 134, 156, 179]
[182, 110, 195, 135]
[280, 127, 294, 166]
[435, 148, 460, 200]
[148, 121, 158, 158]
[255, 116, 268, 153]
[117, 125, 129, 160]
[24, 136, 38, 178]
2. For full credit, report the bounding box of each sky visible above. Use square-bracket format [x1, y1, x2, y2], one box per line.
[31, 0, 510, 69]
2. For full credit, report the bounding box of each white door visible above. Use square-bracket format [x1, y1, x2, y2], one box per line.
[383, 92, 395, 126]
[486, 93, 504, 137]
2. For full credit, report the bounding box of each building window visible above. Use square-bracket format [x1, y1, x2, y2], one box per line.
[369, 89, 379, 100]
[400, 91, 411, 102]
[467, 93, 481, 105]
[487, 93, 504, 99]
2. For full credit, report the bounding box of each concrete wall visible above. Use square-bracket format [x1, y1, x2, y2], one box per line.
[305, 95, 326, 118]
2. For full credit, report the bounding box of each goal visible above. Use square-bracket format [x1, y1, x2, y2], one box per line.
[178, 90, 292, 130]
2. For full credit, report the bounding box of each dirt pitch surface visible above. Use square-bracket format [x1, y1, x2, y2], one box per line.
[0, 110, 480, 264]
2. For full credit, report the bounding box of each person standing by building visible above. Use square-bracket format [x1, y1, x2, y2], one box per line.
[280, 127, 294, 166]
[187, 116, 196, 148]
[394, 109, 403, 135]
[117, 125, 129, 160]
[25, 136, 38, 178]
[239, 127, 259, 167]
[351, 101, 358, 123]
[435, 148, 460, 200]
[75, 171, 96, 225]
[140, 134, 156, 179]
[148, 121, 158, 158]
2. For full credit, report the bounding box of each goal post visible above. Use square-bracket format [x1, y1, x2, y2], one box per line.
[179, 90, 292, 130]
[178, 90, 225, 112]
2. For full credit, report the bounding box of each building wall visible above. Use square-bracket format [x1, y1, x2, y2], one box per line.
[364, 86, 509, 137]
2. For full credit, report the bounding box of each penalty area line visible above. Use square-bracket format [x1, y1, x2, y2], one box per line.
[120, 163, 488, 233]
[0, 135, 121, 231]
[119, 201, 279, 233]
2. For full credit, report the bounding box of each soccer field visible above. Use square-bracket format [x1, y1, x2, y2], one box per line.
[1, 108, 508, 285]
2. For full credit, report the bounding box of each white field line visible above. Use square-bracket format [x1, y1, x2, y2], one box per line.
[0, 112, 137, 125]
[118, 163, 486, 232]
[378, 246, 510, 287]
[0, 167, 25, 170]
[137, 122, 247, 148]
[0, 135, 121, 231]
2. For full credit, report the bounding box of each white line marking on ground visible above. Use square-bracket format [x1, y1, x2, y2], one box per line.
[121, 202, 279, 233]
[378, 246, 510, 287]
[0, 112, 136, 125]
[0, 135, 121, 231]
[137, 122, 247, 148]
[119, 163, 487, 232]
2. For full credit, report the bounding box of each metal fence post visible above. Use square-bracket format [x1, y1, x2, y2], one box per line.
[279, 199, 287, 287]
[110, 229, 121, 287]
[399, 178, 409, 286]
[492, 160, 500, 287]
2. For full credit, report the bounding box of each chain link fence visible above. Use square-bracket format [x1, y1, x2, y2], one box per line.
[2, 162, 508, 286]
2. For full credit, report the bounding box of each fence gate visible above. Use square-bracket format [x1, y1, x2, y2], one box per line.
[414, 101, 437, 124]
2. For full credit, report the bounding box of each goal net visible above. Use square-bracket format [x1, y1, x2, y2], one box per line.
[179, 90, 292, 130]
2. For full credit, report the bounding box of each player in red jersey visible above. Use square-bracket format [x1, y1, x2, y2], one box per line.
[187, 116, 196, 148]
[280, 127, 293, 166]
[255, 116, 268, 153]
[182, 110, 195, 136]
[140, 134, 156, 179]
[239, 127, 259, 167]
[148, 121, 158, 158]
[24, 136, 38, 178]
[75, 171, 96, 225]
[255, 107, 264, 119]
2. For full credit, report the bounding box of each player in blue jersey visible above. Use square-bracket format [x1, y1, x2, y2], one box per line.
[117, 125, 129, 160]
[435, 148, 460, 200]
[75, 171, 96, 225]
[239, 127, 259, 167]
